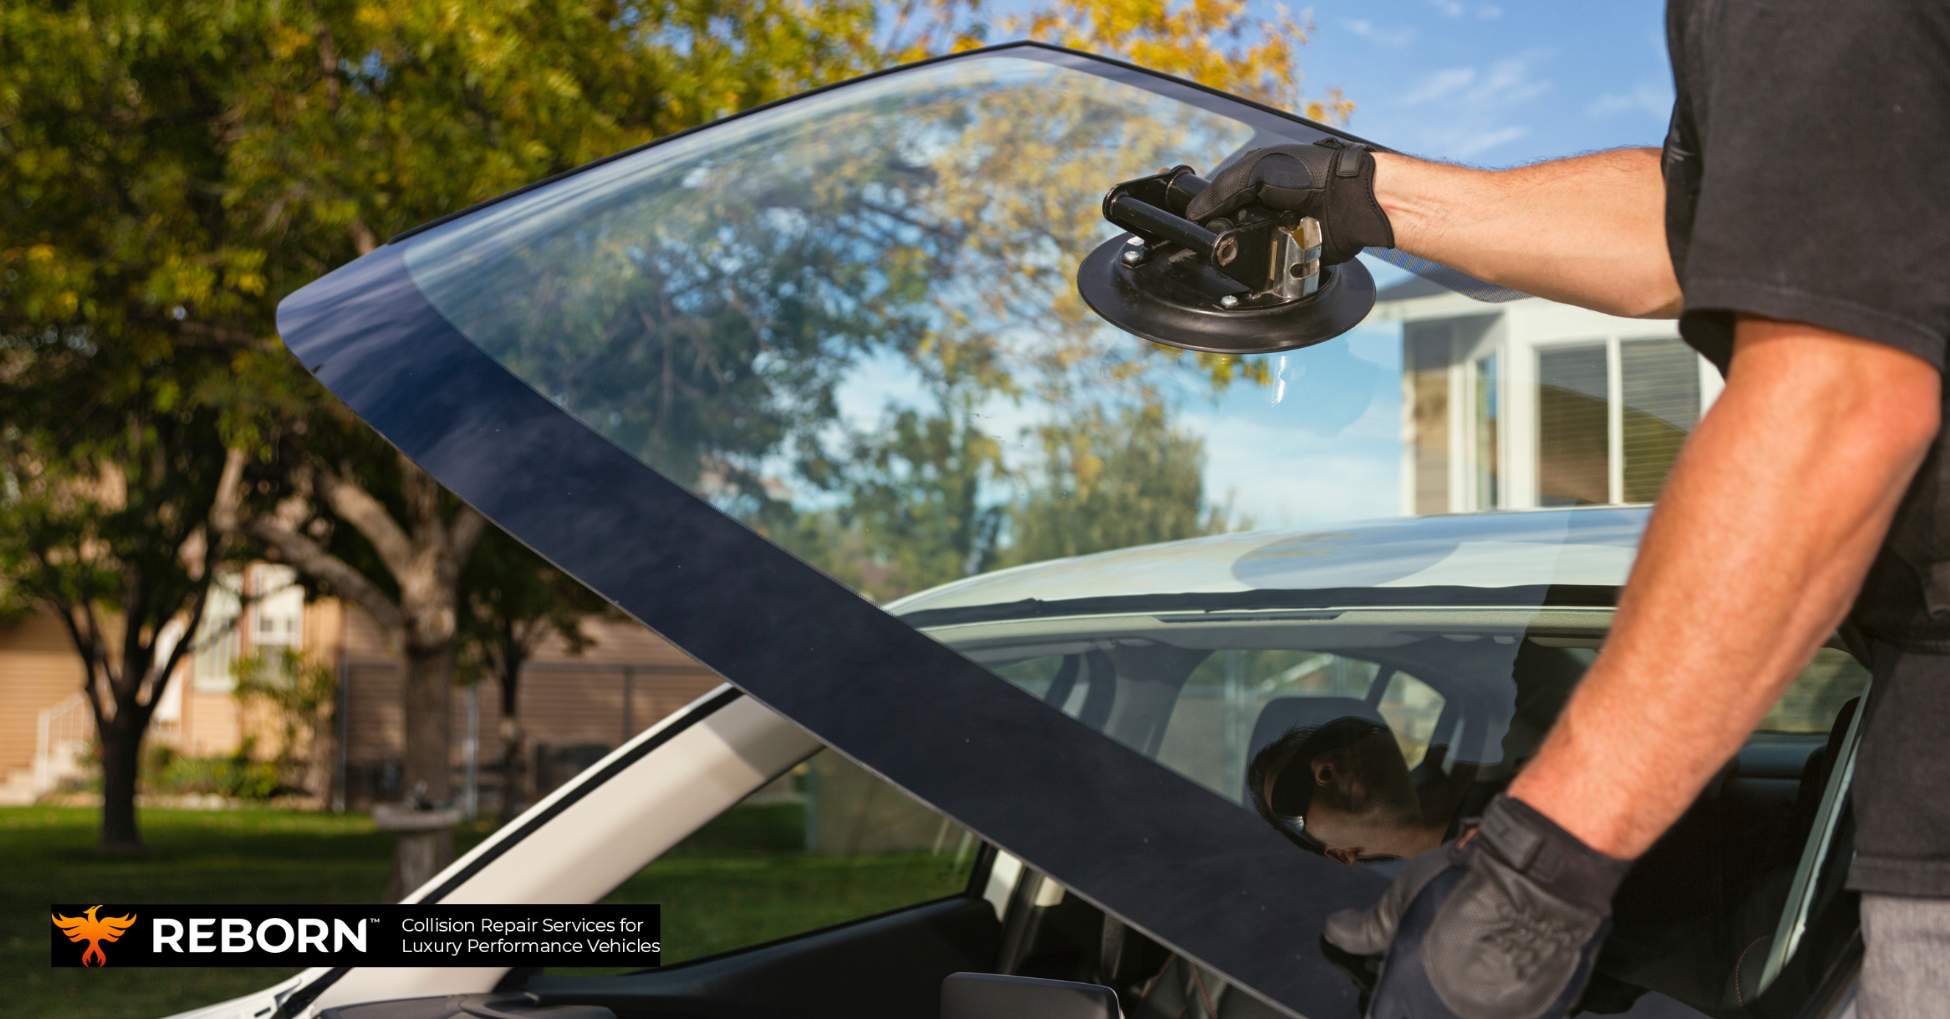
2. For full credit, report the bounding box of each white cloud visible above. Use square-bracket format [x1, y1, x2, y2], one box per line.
[1470, 52, 1553, 106]
[1448, 125, 1530, 158]
[1383, 48, 1553, 161]
[1398, 67, 1477, 107]
[1428, 0, 1501, 18]
[1341, 17, 1416, 48]
[1397, 52, 1549, 110]
[1586, 80, 1674, 120]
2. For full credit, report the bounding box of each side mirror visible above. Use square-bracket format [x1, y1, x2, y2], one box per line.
[940, 972, 1122, 1019]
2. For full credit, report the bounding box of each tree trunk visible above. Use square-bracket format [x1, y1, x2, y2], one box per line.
[390, 640, 456, 897]
[496, 649, 526, 822]
[99, 720, 145, 852]
[401, 641, 454, 802]
[497, 717, 526, 823]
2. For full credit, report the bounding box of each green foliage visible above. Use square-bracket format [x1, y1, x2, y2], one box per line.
[141, 743, 288, 801]
[232, 647, 337, 787]
[457, 528, 609, 688]
[1006, 400, 1244, 566]
[778, 393, 1240, 604]
[810, 391, 1011, 601]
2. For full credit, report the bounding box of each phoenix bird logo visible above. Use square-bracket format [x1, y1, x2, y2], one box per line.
[52, 905, 137, 967]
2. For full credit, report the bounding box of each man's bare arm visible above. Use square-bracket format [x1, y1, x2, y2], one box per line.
[1372, 148, 1681, 319]
[1506, 317, 1939, 858]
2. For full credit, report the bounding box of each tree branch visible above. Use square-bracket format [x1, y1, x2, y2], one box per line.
[398, 452, 445, 550]
[315, 465, 417, 579]
[448, 504, 488, 563]
[147, 454, 239, 708]
[249, 503, 405, 633]
[207, 445, 247, 540]
[45, 596, 109, 728]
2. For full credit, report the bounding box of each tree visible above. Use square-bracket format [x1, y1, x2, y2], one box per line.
[820, 391, 1012, 603]
[1, 0, 886, 866]
[244, 440, 488, 812]
[0, 351, 247, 849]
[1007, 400, 1242, 565]
[2, 0, 1342, 862]
[456, 528, 609, 820]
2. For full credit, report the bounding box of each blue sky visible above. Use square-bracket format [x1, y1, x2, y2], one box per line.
[1158, 5, 1680, 528]
[1282, 2, 1673, 163]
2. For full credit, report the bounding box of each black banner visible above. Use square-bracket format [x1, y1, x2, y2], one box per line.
[50, 903, 660, 968]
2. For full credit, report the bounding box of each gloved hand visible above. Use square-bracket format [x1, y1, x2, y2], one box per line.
[1182, 139, 1395, 265]
[1322, 795, 1631, 1019]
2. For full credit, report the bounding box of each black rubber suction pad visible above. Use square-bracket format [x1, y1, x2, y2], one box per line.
[1077, 232, 1376, 356]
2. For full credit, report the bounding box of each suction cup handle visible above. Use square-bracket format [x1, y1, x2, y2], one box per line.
[1106, 194, 1219, 256]
[1099, 165, 1294, 293]
[1161, 170, 1209, 215]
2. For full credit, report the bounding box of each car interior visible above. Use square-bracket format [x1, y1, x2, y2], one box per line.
[411, 613, 1868, 1019]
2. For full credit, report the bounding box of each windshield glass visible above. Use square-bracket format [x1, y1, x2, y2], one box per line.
[382, 49, 1864, 1015]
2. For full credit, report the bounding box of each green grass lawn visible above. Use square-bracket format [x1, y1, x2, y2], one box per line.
[5, 804, 970, 1018]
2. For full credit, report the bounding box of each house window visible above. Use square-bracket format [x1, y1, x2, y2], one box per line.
[191, 571, 244, 692]
[1532, 336, 1706, 506]
[249, 564, 304, 651]
[1537, 344, 1610, 506]
[1404, 323, 1452, 515]
[247, 564, 305, 681]
[1471, 352, 1500, 508]
[1621, 338, 1702, 503]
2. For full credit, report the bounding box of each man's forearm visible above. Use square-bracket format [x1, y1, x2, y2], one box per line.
[1372, 148, 1681, 318]
[1506, 318, 1939, 858]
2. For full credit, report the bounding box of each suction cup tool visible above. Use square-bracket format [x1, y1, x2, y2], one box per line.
[1075, 165, 1377, 356]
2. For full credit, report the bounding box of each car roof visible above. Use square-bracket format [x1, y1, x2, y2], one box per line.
[887, 505, 1650, 617]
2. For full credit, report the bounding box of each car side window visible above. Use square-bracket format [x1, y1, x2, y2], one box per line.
[1760, 647, 1868, 732]
[973, 635, 1870, 1014]
[1158, 650, 1447, 799]
[593, 748, 980, 966]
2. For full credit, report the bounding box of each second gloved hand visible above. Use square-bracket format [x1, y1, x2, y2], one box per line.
[1321, 795, 1631, 1019]
[1182, 139, 1395, 265]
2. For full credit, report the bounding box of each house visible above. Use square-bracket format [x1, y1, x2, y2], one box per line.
[1377, 275, 1720, 514]
[0, 564, 719, 808]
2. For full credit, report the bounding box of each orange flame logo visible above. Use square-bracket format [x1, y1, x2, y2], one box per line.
[52, 905, 137, 967]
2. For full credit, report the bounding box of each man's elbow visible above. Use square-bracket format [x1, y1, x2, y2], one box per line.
[1732, 318, 1942, 464]
[1831, 347, 1940, 461]
[1625, 292, 1684, 320]
[1872, 386, 1942, 462]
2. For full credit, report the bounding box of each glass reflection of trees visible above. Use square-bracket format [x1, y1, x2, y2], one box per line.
[411, 58, 1284, 601]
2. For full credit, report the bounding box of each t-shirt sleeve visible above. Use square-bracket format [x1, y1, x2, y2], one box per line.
[1677, 0, 1950, 370]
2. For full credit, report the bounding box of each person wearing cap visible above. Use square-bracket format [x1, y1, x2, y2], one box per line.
[1188, 2, 1950, 1016]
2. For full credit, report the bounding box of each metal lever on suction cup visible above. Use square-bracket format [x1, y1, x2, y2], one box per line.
[1100, 166, 1322, 306]
[1077, 161, 1375, 356]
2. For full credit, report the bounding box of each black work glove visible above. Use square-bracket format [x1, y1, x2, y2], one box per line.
[1182, 139, 1395, 265]
[1322, 795, 1631, 1019]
